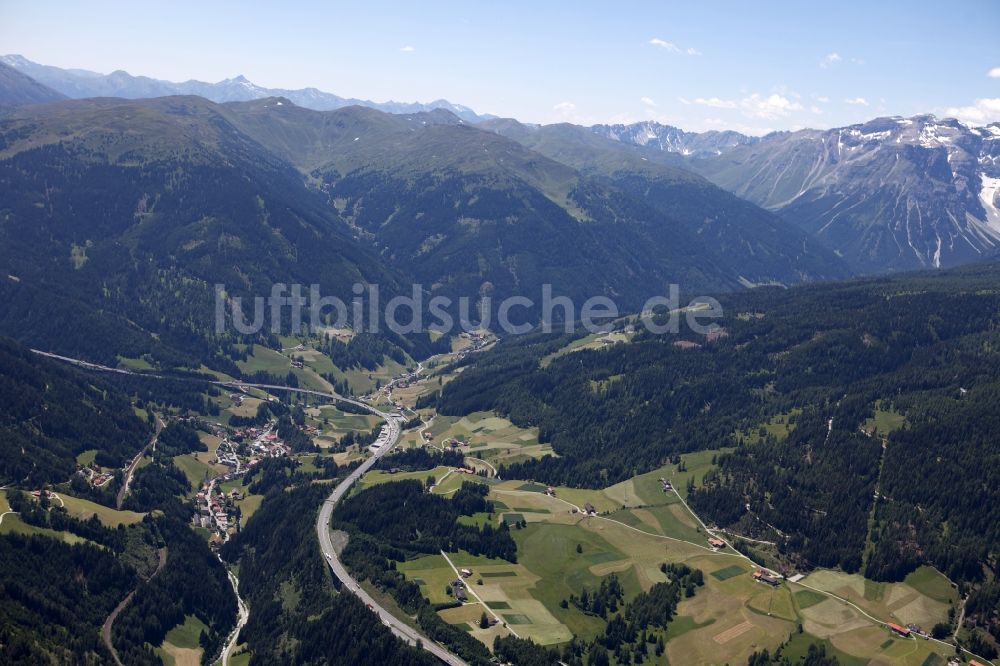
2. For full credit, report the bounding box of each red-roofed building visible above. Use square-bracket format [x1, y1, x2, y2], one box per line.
[886, 623, 911, 637]
[752, 570, 780, 586]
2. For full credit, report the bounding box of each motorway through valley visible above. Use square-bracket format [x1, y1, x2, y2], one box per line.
[224, 381, 467, 665]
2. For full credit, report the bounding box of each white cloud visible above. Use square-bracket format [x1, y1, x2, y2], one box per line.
[989, 67, 1000, 78]
[810, 105, 823, 114]
[692, 96, 738, 109]
[649, 38, 679, 51]
[743, 93, 804, 118]
[553, 101, 576, 113]
[816, 96, 830, 103]
[844, 97, 869, 106]
[820, 52, 842, 68]
[400, 45, 415, 52]
[943, 98, 1000, 125]
[640, 96, 656, 107]
[649, 38, 700, 55]
[689, 93, 803, 119]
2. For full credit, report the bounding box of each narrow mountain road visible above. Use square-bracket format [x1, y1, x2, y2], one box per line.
[116, 414, 163, 510]
[101, 547, 167, 666]
[464, 456, 497, 478]
[709, 527, 777, 547]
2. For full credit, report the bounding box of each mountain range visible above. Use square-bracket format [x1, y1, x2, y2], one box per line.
[591, 121, 760, 158]
[2, 54, 1000, 370]
[2, 51, 1000, 666]
[593, 116, 1000, 272]
[0, 92, 848, 369]
[6, 54, 1000, 274]
[0, 54, 492, 123]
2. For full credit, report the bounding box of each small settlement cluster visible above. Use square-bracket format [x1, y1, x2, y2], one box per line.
[192, 419, 294, 544]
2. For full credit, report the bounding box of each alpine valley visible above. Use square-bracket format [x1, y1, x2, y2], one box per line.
[0, 50, 998, 666]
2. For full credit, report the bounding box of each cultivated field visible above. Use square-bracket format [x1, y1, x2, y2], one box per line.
[798, 568, 956, 630]
[359, 465, 454, 490]
[305, 404, 381, 448]
[424, 411, 552, 466]
[381, 447, 962, 665]
[57, 492, 145, 527]
[173, 453, 220, 493]
[539, 330, 633, 368]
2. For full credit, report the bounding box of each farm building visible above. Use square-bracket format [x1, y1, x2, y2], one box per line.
[752, 570, 781, 587]
[886, 622, 911, 637]
[707, 536, 726, 549]
[584, 502, 596, 515]
[460, 568, 472, 578]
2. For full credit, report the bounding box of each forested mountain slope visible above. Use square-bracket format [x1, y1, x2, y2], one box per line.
[0, 337, 151, 486]
[0, 96, 403, 367]
[482, 118, 849, 286]
[1, 95, 850, 370]
[221, 99, 848, 306]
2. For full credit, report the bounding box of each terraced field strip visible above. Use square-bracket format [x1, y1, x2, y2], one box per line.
[713, 621, 753, 644]
[710, 565, 745, 581]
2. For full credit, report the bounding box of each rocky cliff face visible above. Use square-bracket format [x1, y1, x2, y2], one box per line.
[692, 116, 1000, 271]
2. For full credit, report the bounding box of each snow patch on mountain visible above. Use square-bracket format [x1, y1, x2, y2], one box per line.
[979, 174, 1000, 232]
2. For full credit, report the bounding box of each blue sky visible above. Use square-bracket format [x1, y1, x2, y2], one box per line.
[3, 0, 999, 133]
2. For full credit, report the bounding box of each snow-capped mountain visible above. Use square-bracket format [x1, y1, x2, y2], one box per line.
[0, 55, 492, 123]
[688, 116, 1000, 272]
[591, 120, 759, 157]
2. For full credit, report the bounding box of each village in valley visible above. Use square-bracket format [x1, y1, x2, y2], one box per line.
[191, 417, 293, 539]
